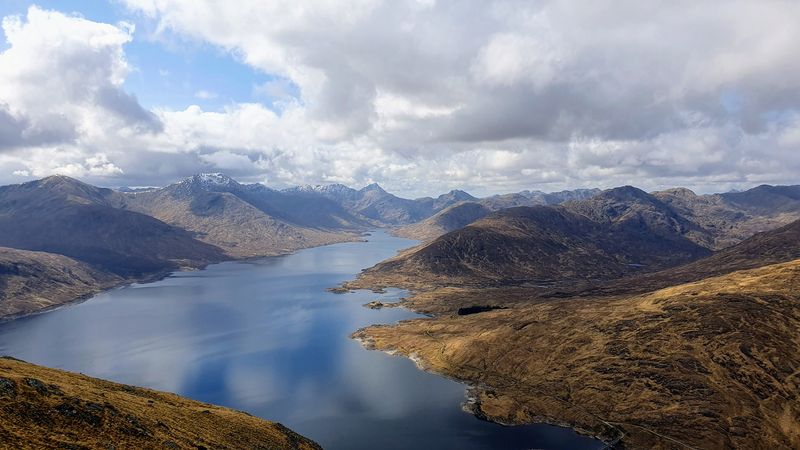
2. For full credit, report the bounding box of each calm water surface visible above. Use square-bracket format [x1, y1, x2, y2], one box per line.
[0, 231, 599, 449]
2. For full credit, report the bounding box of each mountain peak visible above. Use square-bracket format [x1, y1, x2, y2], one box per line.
[167, 173, 241, 196]
[445, 189, 474, 198]
[37, 174, 85, 186]
[180, 173, 239, 188]
[196, 173, 236, 184]
[601, 185, 652, 201]
[361, 182, 386, 193]
[433, 189, 477, 208]
[658, 187, 697, 198]
[26, 175, 107, 201]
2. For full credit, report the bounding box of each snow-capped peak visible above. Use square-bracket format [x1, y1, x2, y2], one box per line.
[194, 173, 236, 185]
[172, 173, 240, 194]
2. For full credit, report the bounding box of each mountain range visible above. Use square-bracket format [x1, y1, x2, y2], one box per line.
[4, 175, 800, 320]
[285, 182, 478, 225]
[2, 173, 800, 448]
[343, 184, 800, 449]
[352, 184, 800, 289]
[0, 174, 576, 318]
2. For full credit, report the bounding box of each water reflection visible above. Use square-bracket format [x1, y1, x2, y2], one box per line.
[0, 231, 599, 449]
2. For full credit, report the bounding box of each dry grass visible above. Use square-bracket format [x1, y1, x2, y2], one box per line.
[0, 357, 320, 450]
[0, 248, 123, 319]
[354, 260, 800, 449]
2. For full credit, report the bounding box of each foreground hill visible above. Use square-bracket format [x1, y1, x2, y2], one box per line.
[122, 174, 362, 258]
[0, 248, 122, 319]
[0, 176, 224, 277]
[352, 202, 710, 289]
[0, 357, 320, 449]
[355, 259, 800, 449]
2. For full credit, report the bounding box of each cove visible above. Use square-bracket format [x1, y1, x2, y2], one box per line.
[0, 231, 600, 449]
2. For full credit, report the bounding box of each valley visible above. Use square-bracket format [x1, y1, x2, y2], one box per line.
[2, 174, 800, 449]
[2, 3, 797, 449]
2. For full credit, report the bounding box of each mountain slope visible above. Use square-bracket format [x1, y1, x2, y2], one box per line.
[564, 185, 715, 249]
[396, 188, 603, 242]
[355, 258, 800, 449]
[0, 248, 122, 319]
[0, 356, 320, 449]
[654, 184, 800, 249]
[393, 202, 491, 242]
[121, 174, 361, 258]
[352, 205, 710, 288]
[590, 217, 800, 296]
[0, 176, 224, 276]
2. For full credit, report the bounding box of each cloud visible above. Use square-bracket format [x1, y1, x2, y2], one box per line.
[0, 7, 161, 135]
[1, 2, 799, 196]
[0, 6, 160, 178]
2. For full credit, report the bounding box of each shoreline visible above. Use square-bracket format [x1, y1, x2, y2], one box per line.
[351, 323, 614, 446]
[0, 232, 367, 323]
[349, 293, 615, 447]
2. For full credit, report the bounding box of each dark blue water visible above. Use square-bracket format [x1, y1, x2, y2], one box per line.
[0, 231, 599, 449]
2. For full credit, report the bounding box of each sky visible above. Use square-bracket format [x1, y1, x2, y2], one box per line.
[0, 1, 799, 197]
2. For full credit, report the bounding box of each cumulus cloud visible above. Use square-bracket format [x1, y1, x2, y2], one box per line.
[0, 2, 799, 195]
[0, 6, 159, 180]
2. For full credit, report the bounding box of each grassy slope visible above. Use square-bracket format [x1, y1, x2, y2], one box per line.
[0, 247, 123, 319]
[0, 357, 320, 450]
[354, 260, 800, 449]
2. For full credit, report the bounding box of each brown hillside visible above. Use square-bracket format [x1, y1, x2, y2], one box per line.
[349, 205, 710, 289]
[0, 357, 320, 450]
[355, 259, 800, 449]
[0, 248, 122, 319]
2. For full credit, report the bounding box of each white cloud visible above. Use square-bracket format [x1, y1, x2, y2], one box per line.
[472, 32, 561, 88]
[0, 6, 157, 181]
[1, 2, 799, 196]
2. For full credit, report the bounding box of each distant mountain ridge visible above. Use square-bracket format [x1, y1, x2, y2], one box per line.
[654, 184, 800, 249]
[0, 176, 224, 277]
[286, 182, 478, 226]
[349, 183, 800, 289]
[394, 187, 603, 241]
[121, 174, 366, 258]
